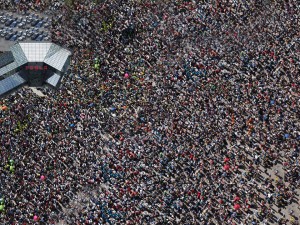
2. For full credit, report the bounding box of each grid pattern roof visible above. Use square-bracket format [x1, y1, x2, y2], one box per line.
[0, 73, 26, 96]
[0, 62, 18, 77]
[19, 42, 52, 62]
[8, 42, 71, 72]
[45, 73, 61, 87]
[10, 44, 28, 66]
[44, 48, 71, 71]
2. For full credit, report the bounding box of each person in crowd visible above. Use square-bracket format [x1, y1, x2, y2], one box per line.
[0, 0, 299, 224]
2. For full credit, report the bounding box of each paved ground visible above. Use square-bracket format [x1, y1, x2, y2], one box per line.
[230, 139, 300, 224]
[262, 161, 300, 224]
[28, 86, 46, 97]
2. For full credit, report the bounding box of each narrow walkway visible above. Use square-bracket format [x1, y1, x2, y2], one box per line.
[28, 86, 46, 97]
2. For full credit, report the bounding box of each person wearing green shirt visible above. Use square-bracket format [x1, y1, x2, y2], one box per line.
[94, 63, 100, 72]
[9, 165, 15, 173]
[0, 198, 4, 212]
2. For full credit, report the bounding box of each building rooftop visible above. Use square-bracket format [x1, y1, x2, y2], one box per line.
[0, 42, 71, 97]
[0, 72, 26, 96]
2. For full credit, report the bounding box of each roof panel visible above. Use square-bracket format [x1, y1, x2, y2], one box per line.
[44, 48, 71, 71]
[10, 44, 28, 66]
[0, 62, 18, 77]
[0, 73, 26, 96]
[19, 42, 52, 62]
[45, 43, 62, 59]
[45, 73, 61, 87]
[0, 51, 15, 68]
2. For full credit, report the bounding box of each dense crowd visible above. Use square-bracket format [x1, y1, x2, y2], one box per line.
[0, 0, 300, 224]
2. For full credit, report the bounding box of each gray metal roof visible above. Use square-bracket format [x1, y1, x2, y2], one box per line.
[45, 73, 61, 87]
[9, 42, 71, 71]
[44, 47, 71, 71]
[0, 51, 14, 68]
[45, 43, 62, 59]
[0, 62, 18, 77]
[10, 44, 28, 66]
[0, 73, 26, 96]
[0, 42, 71, 95]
